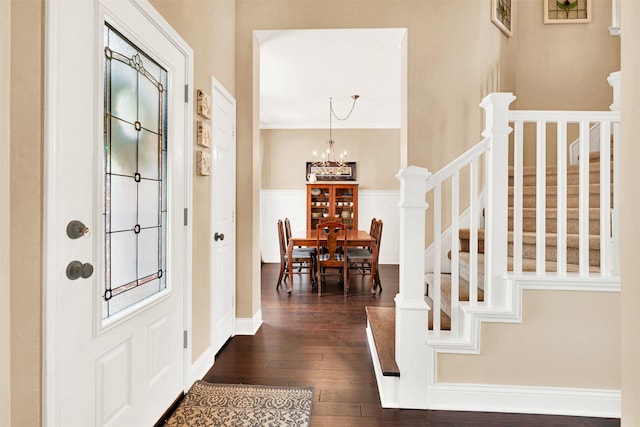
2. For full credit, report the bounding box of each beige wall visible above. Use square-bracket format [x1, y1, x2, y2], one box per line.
[511, 0, 620, 166]
[439, 290, 621, 389]
[512, 0, 619, 111]
[149, 0, 236, 361]
[0, 0, 11, 425]
[261, 128, 400, 190]
[620, 1, 640, 425]
[237, 0, 506, 319]
[9, 0, 43, 426]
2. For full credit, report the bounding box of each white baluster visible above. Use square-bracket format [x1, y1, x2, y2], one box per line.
[556, 121, 568, 276]
[513, 120, 524, 274]
[579, 120, 590, 276]
[536, 120, 547, 274]
[450, 172, 460, 332]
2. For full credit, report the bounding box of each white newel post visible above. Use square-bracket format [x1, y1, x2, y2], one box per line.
[480, 93, 515, 306]
[395, 166, 430, 409]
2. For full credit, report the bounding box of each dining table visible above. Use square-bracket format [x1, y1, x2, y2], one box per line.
[287, 229, 378, 295]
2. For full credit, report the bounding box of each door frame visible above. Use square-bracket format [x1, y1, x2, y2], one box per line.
[209, 75, 237, 355]
[42, 0, 194, 424]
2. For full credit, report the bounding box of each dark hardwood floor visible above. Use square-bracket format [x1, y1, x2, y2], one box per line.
[202, 263, 620, 427]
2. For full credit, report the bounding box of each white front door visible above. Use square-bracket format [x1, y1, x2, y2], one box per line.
[210, 78, 236, 355]
[44, 1, 192, 426]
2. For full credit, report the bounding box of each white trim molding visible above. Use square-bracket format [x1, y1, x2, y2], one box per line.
[190, 346, 215, 386]
[235, 309, 263, 336]
[428, 383, 620, 418]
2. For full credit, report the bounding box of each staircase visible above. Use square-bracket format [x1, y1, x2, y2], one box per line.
[424, 154, 612, 329]
[365, 88, 622, 413]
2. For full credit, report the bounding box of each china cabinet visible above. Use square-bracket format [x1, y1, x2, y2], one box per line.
[306, 183, 359, 230]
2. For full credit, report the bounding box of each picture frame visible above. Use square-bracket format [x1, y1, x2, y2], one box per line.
[196, 151, 211, 176]
[306, 162, 356, 181]
[491, 0, 513, 38]
[544, 0, 591, 24]
[196, 89, 211, 119]
[196, 120, 211, 148]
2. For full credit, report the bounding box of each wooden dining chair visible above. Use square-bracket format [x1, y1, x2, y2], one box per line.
[284, 217, 317, 274]
[316, 221, 349, 296]
[276, 219, 316, 289]
[347, 218, 383, 292]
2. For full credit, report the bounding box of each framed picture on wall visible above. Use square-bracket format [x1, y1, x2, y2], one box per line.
[491, 0, 513, 37]
[306, 162, 357, 181]
[544, 0, 591, 24]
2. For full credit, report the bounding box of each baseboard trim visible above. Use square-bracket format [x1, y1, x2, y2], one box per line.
[428, 383, 621, 418]
[234, 309, 263, 335]
[190, 346, 214, 385]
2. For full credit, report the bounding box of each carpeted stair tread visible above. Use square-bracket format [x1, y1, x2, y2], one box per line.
[458, 251, 600, 275]
[508, 207, 601, 234]
[454, 232, 592, 256]
[510, 160, 611, 175]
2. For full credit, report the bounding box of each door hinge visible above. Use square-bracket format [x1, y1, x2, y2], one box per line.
[184, 208, 188, 226]
[183, 330, 188, 349]
[185, 84, 189, 103]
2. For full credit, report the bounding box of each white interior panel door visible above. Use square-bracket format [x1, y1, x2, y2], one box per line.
[210, 78, 236, 355]
[44, 1, 192, 425]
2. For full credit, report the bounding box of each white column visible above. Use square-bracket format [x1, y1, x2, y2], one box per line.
[609, 0, 620, 36]
[395, 166, 430, 409]
[480, 93, 516, 306]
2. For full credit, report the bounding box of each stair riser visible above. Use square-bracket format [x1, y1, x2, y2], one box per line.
[459, 239, 484, 254]
[511, 193, 605, 209]
[508, 216, 601, 234]
[459, 238, 601, 266]
[510, 170, 612, 187]
[508, 244, 600, 267]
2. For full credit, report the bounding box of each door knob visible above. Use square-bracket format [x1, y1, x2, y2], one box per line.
[214, 232, 225, 241]
[66, 260, 94, 280]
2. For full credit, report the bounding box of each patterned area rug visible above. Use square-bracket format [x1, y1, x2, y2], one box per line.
[164, 381, 314, 427]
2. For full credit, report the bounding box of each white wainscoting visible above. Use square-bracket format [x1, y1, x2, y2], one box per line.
[260, 189, 400, 264]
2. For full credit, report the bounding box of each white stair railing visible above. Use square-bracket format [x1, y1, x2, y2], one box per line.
[423, 139, 489, 334]
[399, 89, 620, 338]
[507, 110, 620, 277]
[391, 89, 621, 410]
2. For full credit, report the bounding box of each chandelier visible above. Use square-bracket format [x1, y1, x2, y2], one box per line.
[311, 94, 359, 178]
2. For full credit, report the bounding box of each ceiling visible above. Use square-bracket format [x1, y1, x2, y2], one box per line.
[256, 28, 405, 130]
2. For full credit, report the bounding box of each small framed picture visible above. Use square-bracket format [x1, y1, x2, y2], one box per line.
[196, 89, 211, 119]
[196, 120, 211, 148]
[544, 0, 591, 24]
[196, 151, 211, 176]
[491, 0, 513, 37]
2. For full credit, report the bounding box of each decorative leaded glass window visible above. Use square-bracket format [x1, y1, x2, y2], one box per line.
[103, 24, 168, 319]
